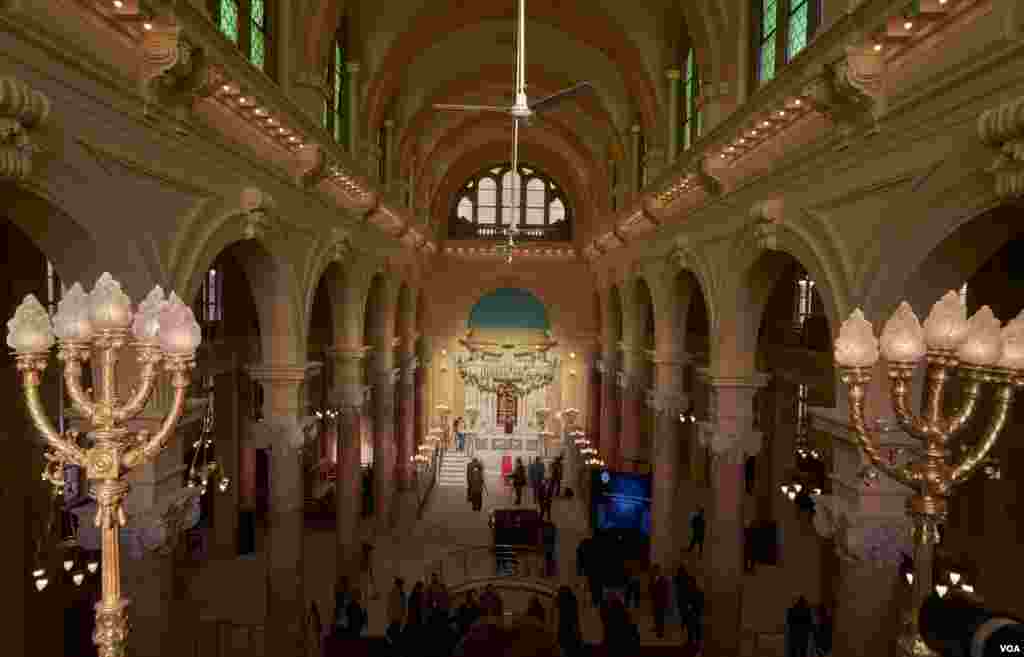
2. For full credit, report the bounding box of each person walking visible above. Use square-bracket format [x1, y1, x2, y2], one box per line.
[687, 507, 706, 557]
[674, 565, 692, 638]
[332, 576, 353, 636]
[467, 458, 486, 511]
[343, 588, 368, 638]
[649, 564, 671, 639]
[542, 520, 559, 577]
[512, 457, 527, 505]
[785, 596, 814, 657]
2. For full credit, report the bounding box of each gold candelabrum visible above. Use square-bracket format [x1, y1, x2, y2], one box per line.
[834, 292, 1024, 656]
[6, 273, 201, 657]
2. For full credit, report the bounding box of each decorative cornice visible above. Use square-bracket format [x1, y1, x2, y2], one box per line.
[978, 94, 1024, 199]
[0, 76, 50, 181]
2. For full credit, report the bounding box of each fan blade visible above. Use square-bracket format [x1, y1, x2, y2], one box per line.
[432, 104, 511, 113]
[528, 81, 594, 113]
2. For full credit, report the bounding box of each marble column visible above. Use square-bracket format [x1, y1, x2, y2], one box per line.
[650, 358, 687, 570]
[345, 61, 360, 157]
[212, 367, 240, 558]
[328, 347, 367, 581]
[397, 359, 416, 489]
[414, 361, 426, 452]
[247, 363, 319, 657]
[373, 364, 397, 529]
[810, 405, 917, 657]
[599, 358, 620, 467]
[666, 69, 682, 165]
[697, 371, 769, 657]
[619, 349, 645, 471]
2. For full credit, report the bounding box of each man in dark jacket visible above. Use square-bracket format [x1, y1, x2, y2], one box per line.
[650, 564, 671, 638]
[687, 507, 706, 557]
[551, 456, 564, 498]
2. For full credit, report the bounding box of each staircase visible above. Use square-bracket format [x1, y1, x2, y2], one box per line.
[439, 451, 471, 488]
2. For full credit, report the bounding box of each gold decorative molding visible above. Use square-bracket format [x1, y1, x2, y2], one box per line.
[978, 94, 1024, 199]
[0, 76, 50, 181]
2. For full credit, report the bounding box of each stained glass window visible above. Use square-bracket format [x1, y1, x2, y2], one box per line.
[759, 0, 778, 83]
[249, 0, 266, 70]
[219, 0, 240, 43]
[681, 47, 700, 152]
[457, 197, 473, 221]
[478, 178, 497, 224]
[332, 40, 347, 145]
[525, 178, 545, 225]
[451, 163, 570, 237]
[501, 171, 521, 225]
[787, 0, 809, 60]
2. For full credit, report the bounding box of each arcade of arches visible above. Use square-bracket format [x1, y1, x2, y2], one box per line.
[2, 1, 1023, 656]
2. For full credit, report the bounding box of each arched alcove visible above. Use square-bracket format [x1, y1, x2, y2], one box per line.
[468, 288, 550, 331]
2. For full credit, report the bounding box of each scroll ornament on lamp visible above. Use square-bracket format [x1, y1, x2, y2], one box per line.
[7, 272, 201, 657]
[833, 292, 1024, 656]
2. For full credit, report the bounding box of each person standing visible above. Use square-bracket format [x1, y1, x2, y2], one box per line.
[674, 565, 692, 638]
[467, 458, 486, 511]
[512, 457, 527, 505]
[538, 476, 554, 521]
[650, 564, 671, 639]
[332, 576, 353, 636]
[454, 417, 465, 451]
[785, 596, 814, 657]
[528, 457, 545, 505]
[407, 581, 426, 627]
[386, 578, 406, 645]
[542, 520, 559, 577]
[456, 589, 482, 635]
[343, 588, 368, 638]
[813, 603, 833, 656]
[551, 455, 564, 498]
[685, 577, 704, 649]
[687, 507, 706, 557]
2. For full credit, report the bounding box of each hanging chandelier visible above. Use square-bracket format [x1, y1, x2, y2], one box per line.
[494, 224, 520, 264]
[31, 473, 99, 592]
[187, 389, 230, 495]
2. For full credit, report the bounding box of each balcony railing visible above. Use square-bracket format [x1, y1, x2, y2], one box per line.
[449, 219, 571, 242]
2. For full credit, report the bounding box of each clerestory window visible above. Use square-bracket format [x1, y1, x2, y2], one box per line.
[212, 0, 274, 76]
[755, 0, 820, 85]
[449, 163, 572, 241]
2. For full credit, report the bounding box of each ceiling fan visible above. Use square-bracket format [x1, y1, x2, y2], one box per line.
[435, 0, 592, 261]
[432, 0, 593, 176]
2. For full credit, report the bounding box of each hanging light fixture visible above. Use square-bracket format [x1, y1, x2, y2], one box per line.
[187, 389, 230, 496]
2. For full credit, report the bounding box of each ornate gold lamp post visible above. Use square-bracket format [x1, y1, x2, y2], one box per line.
[833, 292, 1024, 656]
[6, 272, 201, 657]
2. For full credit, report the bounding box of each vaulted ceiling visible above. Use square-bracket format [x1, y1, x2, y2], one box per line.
[301, 0, 736, 241]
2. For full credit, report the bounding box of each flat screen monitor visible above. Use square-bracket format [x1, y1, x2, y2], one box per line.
[591, 469, 653, 535]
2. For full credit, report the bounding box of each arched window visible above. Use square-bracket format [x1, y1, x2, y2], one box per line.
[449, 163, 572, 241]
[755, 0, 821, 85]
[323, 23, 348, 146]
[681, 47, 701, 151]
[212, 0, 273, 75]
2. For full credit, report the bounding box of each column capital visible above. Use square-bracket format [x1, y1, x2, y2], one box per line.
[0, 75, 51, 181]
[698, 422, 763, 462]
[812, 497, 913, 566]
[246, 361, 321, 383]
[666, 68, 682, 81]
[978, 93, 1024, 199]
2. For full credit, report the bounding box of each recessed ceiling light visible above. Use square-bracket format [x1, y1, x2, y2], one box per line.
[751, 130, 758, 136]
[794, 98, 802, 106]
[738, 138, 746, 144]
[903, 20, 913, 30]
[221, 84, 230, 92]
[761, 121, 770, 127]
[142, 21, 153, 30]
[720, 153, 727, 159]
[874, 43, 883, 52]
[778, 110, 786, 117]
[112, 0, 123, 7]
